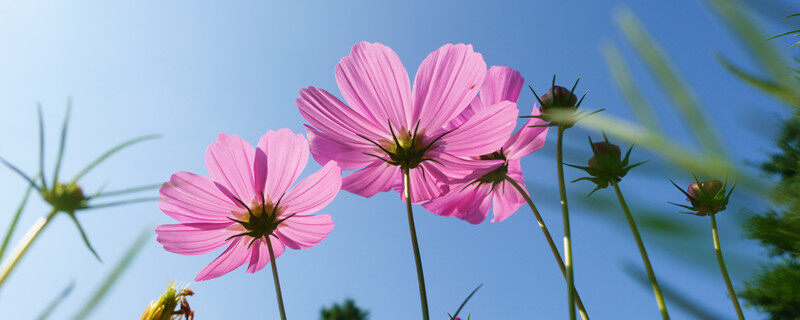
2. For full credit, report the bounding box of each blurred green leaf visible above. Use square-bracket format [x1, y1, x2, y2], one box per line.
[72, 134, 160, 183]
[602, 42, 661, 132]
[36, 280, 76, 320]
[71, 229, 149, 320]
[0, 183, 35, 259]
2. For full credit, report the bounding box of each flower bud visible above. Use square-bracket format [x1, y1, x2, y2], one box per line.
[140, 282, 194, 320]
[588, 142, 621, 170]
[687, 180, 723, 200]
[43, 182, 88, 214]
[683, 180, 729, 216]
[540, 85, 578, 112]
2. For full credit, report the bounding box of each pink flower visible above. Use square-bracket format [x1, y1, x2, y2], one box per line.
[296, 42, 519, 203]
[156, 129, 341, 281]
[424, 66, 549, 224]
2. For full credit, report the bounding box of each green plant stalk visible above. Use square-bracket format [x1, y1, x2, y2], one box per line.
[505, 176, 590, 320]
[709, 214, 745, 320]
[403, 168, 430, 320]
[0, 208, 58, 290]
[611, 181, 669, 319]
[556, 127, 576, 320]
[0, 184, 36, 259]
[266, 236, 288, 320]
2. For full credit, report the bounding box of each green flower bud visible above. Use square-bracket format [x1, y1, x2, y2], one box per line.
[568, 136, 646, 196]
[540, 85, 578, 113]
[140, 282, 194, 320]
[670, 178, 735, 216]
[42, 182, 88, 214]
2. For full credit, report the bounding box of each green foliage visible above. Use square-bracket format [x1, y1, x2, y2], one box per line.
[741, 261, 800, 319]
[320, 299, 369, 320]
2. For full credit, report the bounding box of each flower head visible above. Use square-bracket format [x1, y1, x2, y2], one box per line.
[567, 135, 646, 196]
[423, 67, 549, 224]
[297, 42, 519, 203]
[527, 77, 597, 129]
[670, 177, 735, 216]
[156, 129, 341, 281]
[140, 282, 194, 320]
[540, 85, 578, 113]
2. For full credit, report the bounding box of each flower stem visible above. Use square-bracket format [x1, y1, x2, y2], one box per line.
[403, 168, 430, 320]
[505, 176, 590, 320]
[0, 208, 58, 290]
[556, 126, 576, 320]
[611, 181, 669, 320]
[710, 214, 745, 320]
[266, 236, 288, 320]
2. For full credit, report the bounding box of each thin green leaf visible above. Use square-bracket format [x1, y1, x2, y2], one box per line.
[716, 54, 800, 106]
[92, 184, 160, 198]
[0, 183, 36, 259]
[0, 156, 41, 191]
[35, 280, 76, 320]
[601, 42, 660, 131]
[71, 229, 149, 320]
[451, 284, 482, 320]
[615, 8, 724, 155]
[67, 214, 101, 262]
[38, 104, 47, 190]
[53, 99, 72, 184]
[71, 134, 160, 183]
[84, 197, 158, 210]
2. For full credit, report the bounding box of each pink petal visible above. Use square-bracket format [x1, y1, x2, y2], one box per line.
[205, 133, 258, 202]
[429, 151, 504, 183]
[442, 96, 480, 131]
[282, 161, 342, 216]
[276, 214, 334, 250]
[480, 66, 524, 107]
[423, 183, 493, 224]
[195, 238, 251, 281]
[504, 104, 549, 160]
[342, 161, 401, 198]
[305, 125, 374, 171]
[335, 42, 413, 131]
[296, 86, 386, 148]
[159, 171, 240, 223]
[392, 162, 448, 203]
[412, 43, 487, 132]
[439, 100, 519, 156]
[156, 223, 237, 255]
[257, 129, 309, 199]
[246, 237, 286, 273]
[491, 160, 526, 222]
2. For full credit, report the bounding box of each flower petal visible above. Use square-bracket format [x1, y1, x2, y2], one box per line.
[413, 43, 487, 131]
[159, 171, 240, 223]
[305, 125, 374, 171]
[257, 129, 309, 199]
[491, 160, 526, 222]
[439, 100, 519, 156]
[392, 162, 449, 203]
[156, 223, 237, 255]
[246, 237, 286, 273]
[282, 161, 341, 216]
[423, 183, 493, 224]
[195, 238, 250, 281]
[342, 161, 400, 198]
[504, 104, 549, 160]
[480, 66, 524, 106]
[205, 133, 258, 202]
[336, 42, 413, 131]
[429, 151, 504, 183]
[276, 214, 334, 250]
[296, 86, 386, 147]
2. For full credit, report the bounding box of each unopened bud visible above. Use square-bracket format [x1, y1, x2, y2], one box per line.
[140, 282, 194, 320]
[540, 85, 578, 112]
[588, 142, 621, 169]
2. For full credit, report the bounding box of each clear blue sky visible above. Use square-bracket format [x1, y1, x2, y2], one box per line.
[0, 0, 793, 319]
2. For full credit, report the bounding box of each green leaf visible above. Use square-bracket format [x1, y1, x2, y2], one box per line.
[53, 99, 72, 184]
[71, 134, 160, 183]
[716, 54, 800, 107]
[601, 42, 661, 131]
[35, 280, 76, 320]
[451, 284, 482, 320]
[68, 214, 101, 262]
[71, 229, 149, 320]
[0, 183, 36, 259]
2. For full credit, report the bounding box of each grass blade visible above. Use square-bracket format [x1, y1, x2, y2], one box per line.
[35, 280, 76, 320]
[71, 229, 149, 320]
[38, 104, 47, 190]
[451, 284, 482, 320]
[0, 156, 41, 191]
[601, 42, 661, 131]
[71, 134, 160, 183]
[0, 183, 36, 259]
[67, 214, 101, 262]
[92, 184, 160, 199]
[84, 197, 158, 210]
[615, 8, 724, 155]
[53, 99, 72, 184]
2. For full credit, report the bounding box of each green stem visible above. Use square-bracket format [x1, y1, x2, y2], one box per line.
[505, 176, 590, 320]
[266, 236, 288, 320]
[0, 184, 36, 259]
[556, 127, 576, 320]
[0, 208, 58, 290]
[403, 168, 430, 320]
[710, 214, 745, 320]
[611, 181, 669, 320]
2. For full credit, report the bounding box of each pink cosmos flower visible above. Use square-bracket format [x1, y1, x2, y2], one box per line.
[423, 66, 548, 224]
[296, 42, 519, 203]
[155, 129, 341, 281]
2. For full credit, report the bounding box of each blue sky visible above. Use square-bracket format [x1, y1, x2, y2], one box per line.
[0, 0, 794, 319]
